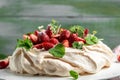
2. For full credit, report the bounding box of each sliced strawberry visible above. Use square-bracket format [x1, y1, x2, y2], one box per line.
[45, 26, 53, 38]
[49, 38, 59, 45]
[23, 34, 30, 40]
[38, 32, 50, 42]
[42, 42, 54, 50]
[84, 28, 89, 37]
[62, 40, 69, 47]
[0, 59, 9, 69]
[69, 33, 78, 43]
[59, 29, 70, 41]
[33, 43, 43, 49]
[69, 33, 85, 43]
[34, 30, 39, 36]
[77, 37, 86, 43]
[29, 34, 38, 44]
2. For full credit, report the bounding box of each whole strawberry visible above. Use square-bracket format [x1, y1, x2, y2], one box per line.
[49, 38, 59, 45]
[59, 29, 70, 42]
[38, 32, 50, 43]
[42, 42, 54, 50]
[0, 59, 9, 69]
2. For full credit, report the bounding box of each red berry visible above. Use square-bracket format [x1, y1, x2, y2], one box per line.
[59, 29, 70, 41]
[117, 55, 120, 62]
[45, 26, 53, 38]
[84, 28, 89, 37]
[42, 42, 54, 50]
[33, 43, 43, 49]
[69, 33, 85, 43]
[62, 40, 69, 47]
[77, 37, 86, 43]
[69, 33, 78, 43]
[38, 32, 50, 42]
[29, 34, 38, 43]
[49, 38, 59, 45]
[34, 30, 39, 36]
[0, 59, 9, 69]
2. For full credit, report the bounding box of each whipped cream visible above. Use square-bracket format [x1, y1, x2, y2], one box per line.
[9, 41, 113, 76]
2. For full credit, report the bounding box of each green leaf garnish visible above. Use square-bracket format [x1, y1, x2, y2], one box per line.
[16, 38, 33, 50]
[69, 25, 85, 37]
[50, 19, 61, 35]
[72, 41, 83, 49]
[85, 34, 99, 45]
[49, 43, 65, 58]
[69, 70, 79, 80]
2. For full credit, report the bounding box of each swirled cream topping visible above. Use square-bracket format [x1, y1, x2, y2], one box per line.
[9, 41, 113, 76]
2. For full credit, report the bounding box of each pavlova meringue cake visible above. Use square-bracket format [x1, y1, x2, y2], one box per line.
[9, 20, 113, 79]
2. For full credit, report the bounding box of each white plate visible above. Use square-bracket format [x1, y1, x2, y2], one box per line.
[0, 63, 120, 80]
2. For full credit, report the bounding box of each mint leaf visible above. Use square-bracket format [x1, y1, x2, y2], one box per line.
[50, 19, 61, 35]
[69, 70, 79, 80]
[49, 43, 65, 58]
[69, 25, 84, 37]
[16, 38, 33, 50]
[85, 34, 99, 45]
[72, 41, 83, 49]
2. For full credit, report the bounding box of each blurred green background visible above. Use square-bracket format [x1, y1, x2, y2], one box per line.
[0, 0, 120, 59]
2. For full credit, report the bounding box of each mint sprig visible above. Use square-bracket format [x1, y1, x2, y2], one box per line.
[69, 25, 85, 37]
[72, 41, 83, 49]
[49, 43, 65, 58]
[85, 33, 99, 45]
[69, 70, 79, 80]
[16, 38, 33, 50]
[50, 19, 61, 35]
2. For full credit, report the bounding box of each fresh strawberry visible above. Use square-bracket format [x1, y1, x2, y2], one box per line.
[42, 42, 54, 50]
[62, 40, 69, 47]
[59, 29, 70, 42]
[29, 34, 38, 43]
[33, 43, 43, 49]
[77, 37, 86, 43]
[38, 32, 50, 42]
[117, 55, 120, 62]
[69, 33, 85, 43]
[49, 38, 59, 45]
[84, 28, 89, 37]
[34, 30, 39, 36]
[0, 59, 9, 69]
[23, 34, 30, 40]
[69, 33, 78, 43]
[45, 26, 53, 38]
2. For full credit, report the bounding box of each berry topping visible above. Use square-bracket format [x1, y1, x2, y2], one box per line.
[29, 34, 38, 44]
[62, 40, 69, 47]
[0, 59, 9, 69]
[42, 42, 54, 50]
[59, 29, 70, 41]
[38, 32, 50, 42]
[49, 38, 59, 45]
[17, 20, 99, 51]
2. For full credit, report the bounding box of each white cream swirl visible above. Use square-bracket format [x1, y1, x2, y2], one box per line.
[9, 41, 113, 76]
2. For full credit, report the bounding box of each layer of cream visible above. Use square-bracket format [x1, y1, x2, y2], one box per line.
[9, 41, 113, 76]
